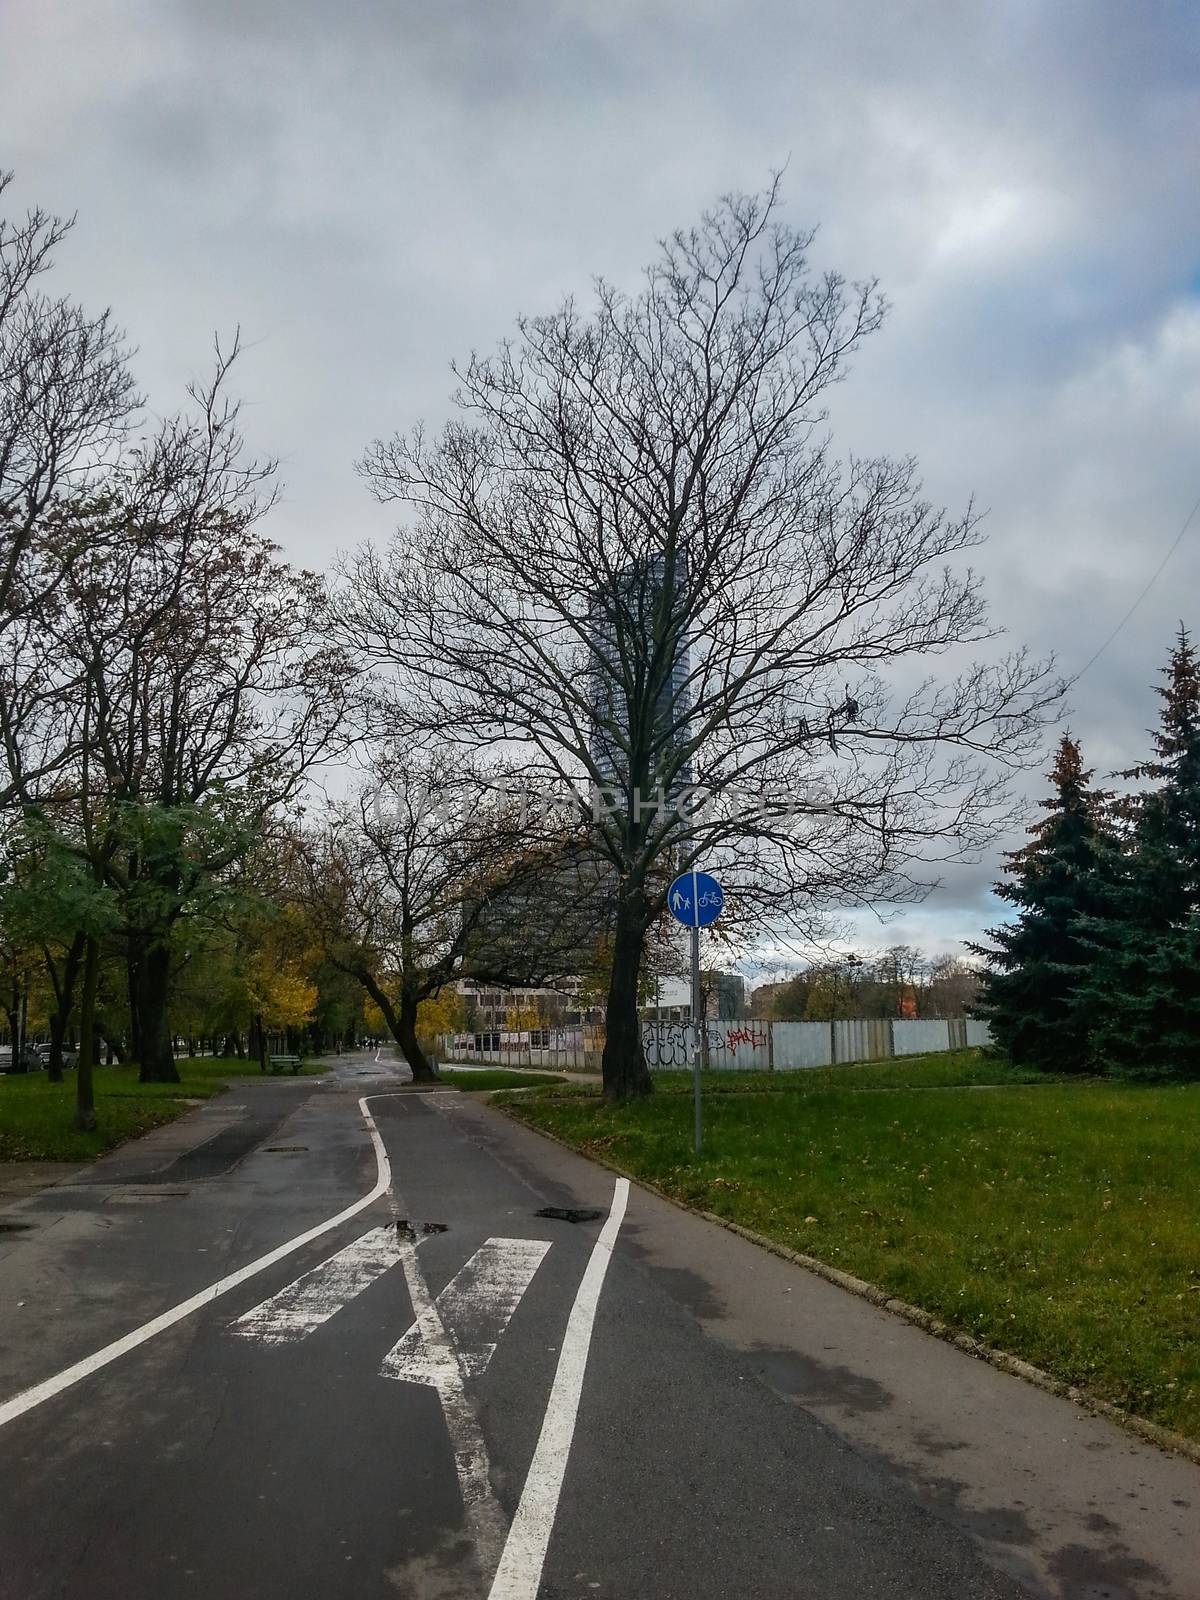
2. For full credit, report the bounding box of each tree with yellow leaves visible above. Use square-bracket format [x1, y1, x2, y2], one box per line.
[503, 1002, 541, 1032]
[417, 988, 466, 1039]
[242, 903, 320, 1065]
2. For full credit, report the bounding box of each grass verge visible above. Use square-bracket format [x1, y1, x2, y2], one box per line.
[0, 1057, 327, 1163]
[438, 1069, 566, 1091]
[497, 1050, 1200, 1440]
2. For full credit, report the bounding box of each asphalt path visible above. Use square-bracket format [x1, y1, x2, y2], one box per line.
[0, 1053, 1195, 1599]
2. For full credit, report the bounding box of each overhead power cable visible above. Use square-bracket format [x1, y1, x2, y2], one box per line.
[1072, 490, 1200, 682]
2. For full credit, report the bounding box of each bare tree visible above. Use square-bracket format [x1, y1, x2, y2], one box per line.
[926, 954, 982, 1018]
[341, 184, 1059, 1099]
[50, 346, 350, 1081]
[301, 746, 600, 1081]
[0, 172, 136, 608]
[870, 943, 931, 1018]
[0, 171, 137, 810]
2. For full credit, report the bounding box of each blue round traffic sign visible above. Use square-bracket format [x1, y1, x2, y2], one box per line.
[667, 870, 723, 928]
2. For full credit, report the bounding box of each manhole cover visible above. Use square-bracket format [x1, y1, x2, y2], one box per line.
[535, 1206, 605, 1224]
[106, 1190, 190, 1204]
[395, 1220, 448, 1239]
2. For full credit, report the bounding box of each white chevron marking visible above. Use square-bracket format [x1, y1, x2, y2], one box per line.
[381, 1236, 551, 1384]
[228, 1224, 409, 1345]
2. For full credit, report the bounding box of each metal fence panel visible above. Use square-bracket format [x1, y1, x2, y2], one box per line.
[833, 1017, 892, 1063]
[771, 1021, 832, 1068]
[892, 1019, 951, 1056]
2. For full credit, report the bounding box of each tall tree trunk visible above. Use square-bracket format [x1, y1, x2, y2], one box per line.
[3, 1002, 19, 1071]
[253, 1013, 267, 1072]
[126, 941, 143, 1067]
[13, 984, 26, 1073]
[396, 993, 438, 1083]
[44, 930, 86, 1084]
[355, 968, 438, 1083]
[136, 939, 179, 1083]
[601, 890, 654, 1101]
[75, 937, 100, 1132]
[46, 1009, 67, 1083]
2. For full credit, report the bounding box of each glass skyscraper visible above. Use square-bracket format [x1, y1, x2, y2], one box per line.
[587, 550, 691, 807]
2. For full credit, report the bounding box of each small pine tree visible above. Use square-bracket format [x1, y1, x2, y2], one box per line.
[1079, 627, 1200, 1078]
[971, 733, 1107, 1072]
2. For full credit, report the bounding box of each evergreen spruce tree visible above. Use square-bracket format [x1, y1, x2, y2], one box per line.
[1080, 627, 1200, 1078]
[971, 733, 1107, 1072]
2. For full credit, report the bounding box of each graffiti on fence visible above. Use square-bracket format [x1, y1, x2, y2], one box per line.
[719, 1025, 764, 1057]
[641, 1021, 769, 1068]
[642, 1021, 691, 1068]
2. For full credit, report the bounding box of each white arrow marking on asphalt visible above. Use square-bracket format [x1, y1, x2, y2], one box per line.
[382, 1237, 551, 1383]
[228, 1224, 412, 1346]
[392, 1229, 511, 1573]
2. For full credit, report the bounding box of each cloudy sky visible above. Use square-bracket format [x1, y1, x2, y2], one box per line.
[4, 0, 1199, 966]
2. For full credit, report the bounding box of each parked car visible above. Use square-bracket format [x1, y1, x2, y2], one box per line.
[33, 1043, 77, 1068]
[1, 1043, 43, 1073]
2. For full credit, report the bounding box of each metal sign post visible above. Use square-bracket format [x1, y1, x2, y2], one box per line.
[668, 868, 723, 1154]
[690, 918, 701, 1150]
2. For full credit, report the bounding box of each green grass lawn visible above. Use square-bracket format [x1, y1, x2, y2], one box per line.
[498, 1051, 1200, 1440]
[0, 1056, 328, 1163]
[438, 1069, 567, 1091]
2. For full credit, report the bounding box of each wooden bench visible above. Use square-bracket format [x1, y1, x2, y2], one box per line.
[268, 1054, 303, 1076]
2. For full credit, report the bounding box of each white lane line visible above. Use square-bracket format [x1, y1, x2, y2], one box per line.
[394, 1227, 510, 1576]
[0, 1094, 398, 1431]
[487, 1179, 629, 1600]
[382, 1237, 551, 1382]
[229, 1224, 409, 1346]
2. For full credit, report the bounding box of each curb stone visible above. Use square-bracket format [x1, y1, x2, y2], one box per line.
[492, 1096, 1200, 1469]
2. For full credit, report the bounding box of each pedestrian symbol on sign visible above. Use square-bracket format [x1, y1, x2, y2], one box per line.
[667, 870, 723, 929]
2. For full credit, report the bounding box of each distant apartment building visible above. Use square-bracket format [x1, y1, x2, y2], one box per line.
[749, 981, 785, 1018]
[640, 970, 748, 1022]
[641, 975, 692, 1021]
[710, 972, 747, 1020]
[456, 978, 600, 1030]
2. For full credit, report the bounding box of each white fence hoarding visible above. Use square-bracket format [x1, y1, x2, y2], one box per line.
[640, 1016, 992, 1070]
[771, 1022, 833, 1069]
[893, 1019, 955, 1056]
[439, 1016, 992, 1071]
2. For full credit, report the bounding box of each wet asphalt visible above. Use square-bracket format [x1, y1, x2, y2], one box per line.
[0, 1054, 1194, 1599]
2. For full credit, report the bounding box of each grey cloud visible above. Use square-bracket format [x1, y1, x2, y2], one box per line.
[3, 0, 1198, 949]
